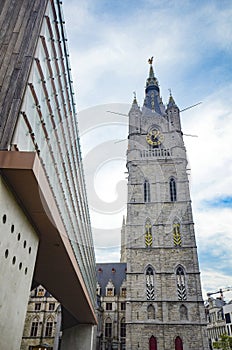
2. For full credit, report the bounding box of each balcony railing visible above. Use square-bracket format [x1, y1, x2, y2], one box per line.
[141, 148, 171, 158]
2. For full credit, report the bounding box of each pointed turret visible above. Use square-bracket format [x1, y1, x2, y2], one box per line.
[143, 57, 165, 115]
[128, 91, 141, 136]
[120, 215, 126, 262]
[167, 91, 178, 109]
[129, 91, 140, 112]
[166, 90, 181, 132]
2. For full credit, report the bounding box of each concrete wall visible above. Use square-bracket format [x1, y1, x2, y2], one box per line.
[0, 176, 39, 350]
[60, 324, 96, 350]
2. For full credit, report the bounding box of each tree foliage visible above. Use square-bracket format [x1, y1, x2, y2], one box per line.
[213, 334, 232, 350]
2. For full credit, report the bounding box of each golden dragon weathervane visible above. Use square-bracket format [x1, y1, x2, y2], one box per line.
[148, 56, 153, 65]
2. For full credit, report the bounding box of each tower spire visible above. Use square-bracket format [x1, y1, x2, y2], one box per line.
[146, 56, 158, 91]
[148, 56, 155, 79]
[143, 57, 165, 115]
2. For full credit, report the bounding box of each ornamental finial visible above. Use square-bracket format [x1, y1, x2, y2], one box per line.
[148, 56, 153, 65]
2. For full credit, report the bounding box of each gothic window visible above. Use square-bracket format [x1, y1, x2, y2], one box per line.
[144, 180, 151, 202]
[147, 304, 155, 319]
[146, 267, 155, 300]
[45, 318, 53, 337]
[175, 336, 183, 350]
[30, 319, 39, 337]
[176, 266, 187, 301]
[170, 177, 177, 202]
[105, 317, 112, 338]
[145, 219, 152, 247]
[149, 336, 157, 350]
[180, 304, 188, 320]
[173, 222, 181, 246]
[120, 318, 126, 338]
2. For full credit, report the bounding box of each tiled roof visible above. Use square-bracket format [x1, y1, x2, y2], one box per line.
[96, 263, 127, 296]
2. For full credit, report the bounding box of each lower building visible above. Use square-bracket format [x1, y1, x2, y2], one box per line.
[96, 263, 127, 350]
[206, 297, 226, 349]
[22, 265, 127, 350]
[20, 286, 61, 350]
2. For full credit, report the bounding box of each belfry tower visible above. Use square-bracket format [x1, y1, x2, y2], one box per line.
[123, 58, 209, 350]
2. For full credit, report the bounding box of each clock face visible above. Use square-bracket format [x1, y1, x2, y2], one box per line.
[146, 129, 164, 146]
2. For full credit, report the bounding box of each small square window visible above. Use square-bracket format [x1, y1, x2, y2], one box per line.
[35, 303, 41, 311]
[121, 302, 126, 311]
[37, 288, 45, 297]
[49, 303, 55, 311]
[106, 303, 112, 311]
[107, 288, 113, 296]
[121, 288, 126, 297]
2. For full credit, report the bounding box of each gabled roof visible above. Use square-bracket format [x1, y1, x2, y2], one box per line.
[96, 263, 127, 296]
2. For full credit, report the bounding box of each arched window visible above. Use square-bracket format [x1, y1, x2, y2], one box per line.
[173, 222, 181, 246]
[144, 180, 151, 202]
[105, 317, 112, 338]
[146, 267, 155, 300]
[45, 317, 53, 337]
[170, 177, 177, 202]
[176, 266, 187, 301]
[147, 304, 155, 319]
[145, 219, 152, 247]
[30, 317, 39, 337]
[180, 304, 188, 320]
[149, 336, 157, 350]
[120, 317, 126, 338]
[175, 336, 183, 350]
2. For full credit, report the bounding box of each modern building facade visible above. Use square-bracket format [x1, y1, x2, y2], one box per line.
[121, 58, 209, 350]
[0, 1, 96, 349]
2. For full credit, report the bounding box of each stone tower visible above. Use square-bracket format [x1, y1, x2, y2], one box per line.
[123, 58, 209, 350]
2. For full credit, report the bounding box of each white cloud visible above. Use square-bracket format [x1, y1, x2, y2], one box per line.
[201, 268, 232, 301]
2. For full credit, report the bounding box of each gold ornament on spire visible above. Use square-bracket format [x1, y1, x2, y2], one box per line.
[148, 56, 153, 65]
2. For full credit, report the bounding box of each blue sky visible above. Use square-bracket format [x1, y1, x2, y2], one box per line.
[63, 0, 232, 300]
